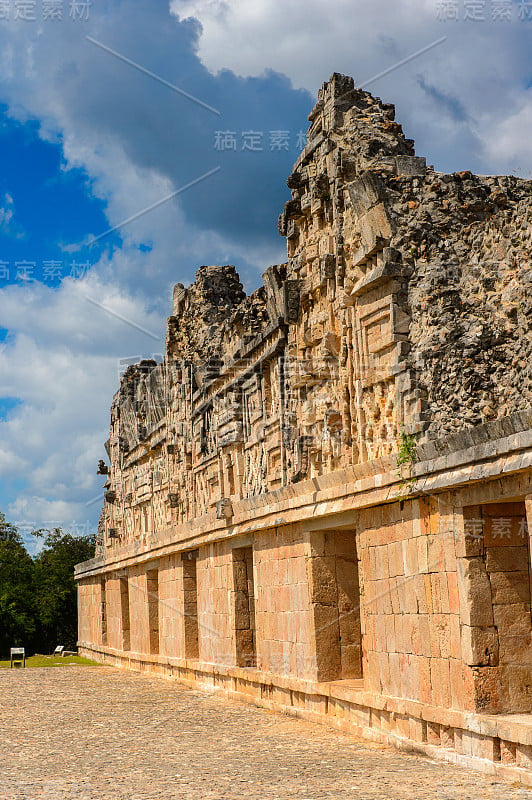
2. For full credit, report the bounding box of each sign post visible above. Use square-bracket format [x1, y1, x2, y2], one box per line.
[10, 648, 26, 668]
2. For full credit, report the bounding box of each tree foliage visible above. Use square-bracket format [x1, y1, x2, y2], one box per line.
[0, 514, 95, 657]
[0, 513, 37, 655]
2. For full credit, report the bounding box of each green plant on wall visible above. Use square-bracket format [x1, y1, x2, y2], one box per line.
[396, 428, 418, 501]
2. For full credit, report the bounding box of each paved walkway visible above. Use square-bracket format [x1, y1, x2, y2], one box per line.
[1, 667, 532, 800]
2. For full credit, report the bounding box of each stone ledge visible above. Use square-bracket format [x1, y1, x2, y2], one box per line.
[416, 410, 532, 462]
[76, 409, 532, 579]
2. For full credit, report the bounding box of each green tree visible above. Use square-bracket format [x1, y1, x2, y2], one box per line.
[0, 513, 37, 657]
[32, 528, 96, 652]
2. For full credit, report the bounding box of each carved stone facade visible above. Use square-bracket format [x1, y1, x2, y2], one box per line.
[77, 75, 532, 785]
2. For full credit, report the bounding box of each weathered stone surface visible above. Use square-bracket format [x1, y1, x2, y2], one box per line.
[490, 573, 531, 606]
[461, 625, 499, 666]
[493, 602, 532, 633]
[456, 558, 494, 627]
[93, 72, 532, 555]
[486, 547, 529, 573]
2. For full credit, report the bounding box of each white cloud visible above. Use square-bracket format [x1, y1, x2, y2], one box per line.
[0, 191, 24, 238]
[0, 273, 167, 528]
[482, 91, 532, 176]
[0, 446, 28, 477]
[8, 495, 89, 530]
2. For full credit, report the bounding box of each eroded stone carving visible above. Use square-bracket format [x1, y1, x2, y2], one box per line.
[98, 72, 532, 549]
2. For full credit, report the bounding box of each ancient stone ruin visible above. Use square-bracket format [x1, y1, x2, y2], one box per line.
[76, 73, 532, 784]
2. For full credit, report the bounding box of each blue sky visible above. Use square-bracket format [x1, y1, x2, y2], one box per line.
[0, 0, 531, 550]
[0, 111, 113, 280]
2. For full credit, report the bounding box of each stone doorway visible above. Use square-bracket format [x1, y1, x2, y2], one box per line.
[233, 546, 256, 668]
[462, 501, 532, 712]
[100, 577, 107, 646]
[182, 551, 200, 659]
[146, 569, 160, 656]
[120, 576, 130, 651]
[308, 530, 362, 682]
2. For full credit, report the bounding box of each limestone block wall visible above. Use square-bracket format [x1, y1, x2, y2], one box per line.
[127, 568, 154, 656]
[196, 543, 236, 666]
[77, 579, 102, 645]
[359, 496, 463, 708]
[457, 500, 532, 713]
[253, 525, 314, 678]
[103, 574, 123, 651]
[158, 554, 185, 659]
[79, 470, 532, 717]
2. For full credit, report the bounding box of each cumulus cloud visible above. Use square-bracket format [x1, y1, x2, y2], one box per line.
[0, 273, 167, 531]
[0, 446, 28, 477]
[8, 495, 90, 530]
[482, 92, 532, 176]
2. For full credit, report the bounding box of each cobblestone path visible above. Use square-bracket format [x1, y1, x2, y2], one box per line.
[2, 666, 532, 800]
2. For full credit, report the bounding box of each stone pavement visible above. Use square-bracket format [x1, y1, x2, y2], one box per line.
[2, 667, 532, 800]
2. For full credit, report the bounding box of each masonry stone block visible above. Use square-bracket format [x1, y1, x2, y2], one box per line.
[457, 557, 494, 627]
[493, 602, 532, 634]
[491, 572, 530, 607]
[486, 547, 528, 573]
[461, 625, 499, 666]
[313, 603, 341, 681]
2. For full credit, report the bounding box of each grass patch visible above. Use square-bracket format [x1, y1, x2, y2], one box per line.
[0, 655, 101, 668]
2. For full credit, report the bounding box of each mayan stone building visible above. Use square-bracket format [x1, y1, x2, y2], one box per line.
[76, 74, 532, 783]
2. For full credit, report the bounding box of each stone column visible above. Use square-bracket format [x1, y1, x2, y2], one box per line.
[455, 505, 501, 712]
[526, 495, 532, 633]
[526, 494, 532, 573]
